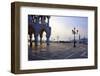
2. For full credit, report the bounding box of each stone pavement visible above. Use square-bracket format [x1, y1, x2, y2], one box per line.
[28, 43, 88, 60]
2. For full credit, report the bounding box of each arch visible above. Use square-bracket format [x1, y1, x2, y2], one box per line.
[28, 15, 51, 47]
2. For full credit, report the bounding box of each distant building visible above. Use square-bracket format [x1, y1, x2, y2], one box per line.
[79, 37, 88, 45]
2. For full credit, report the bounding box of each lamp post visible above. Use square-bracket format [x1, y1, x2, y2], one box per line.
[72, 27, 78, 47]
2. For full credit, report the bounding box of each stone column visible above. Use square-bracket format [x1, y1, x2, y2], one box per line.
[47, 16, 50, 26]
[46, 16, 51, 45]
[34, 16, 40, 47]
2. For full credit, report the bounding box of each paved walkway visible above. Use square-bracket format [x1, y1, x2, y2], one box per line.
[28, 43, 88, 60]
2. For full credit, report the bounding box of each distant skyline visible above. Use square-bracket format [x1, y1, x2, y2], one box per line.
[41, 16, 88, 41]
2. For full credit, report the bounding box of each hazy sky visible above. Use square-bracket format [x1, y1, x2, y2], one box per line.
[48, 16, 88, 41]
[31, 16, 88, 41]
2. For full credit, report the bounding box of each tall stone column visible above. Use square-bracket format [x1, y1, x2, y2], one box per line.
[46, 16, 51, 45]
[34, 16, 40, 46]
[47, 16, 50, 26]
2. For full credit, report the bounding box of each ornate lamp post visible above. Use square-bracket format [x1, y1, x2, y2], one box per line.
[72, 27, 78, 47]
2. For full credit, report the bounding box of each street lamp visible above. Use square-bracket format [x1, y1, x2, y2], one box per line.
[72, 27, 78, 47]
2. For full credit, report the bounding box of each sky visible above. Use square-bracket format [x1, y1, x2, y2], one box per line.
[47, 16, 88, 41]
[31, 16, 88, 41]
